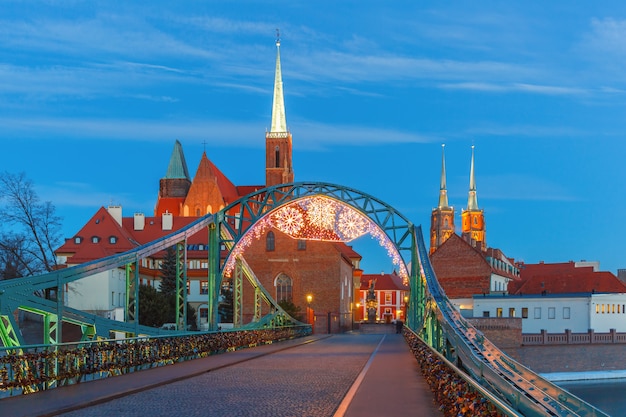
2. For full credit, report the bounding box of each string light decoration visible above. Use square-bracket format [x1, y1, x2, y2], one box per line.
[223, 195, 409, 282]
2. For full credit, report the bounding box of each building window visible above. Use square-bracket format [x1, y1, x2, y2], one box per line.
[496, 308, 503, 318]
[275, 146, 280, 168]
[109, 236, 117, 244]
[534, 307, 541, 319]
[482, 311, 490, 318]
[297, 239, 306, 250]
[563, 307, 570, 319]
[199, 308, 208, 320]
[92, 236, 100, 243]
[187, 281, 190, 295]
[266, 231, 275, 251]
[548, 307, 555, 319]
[74, 236, 82, 244]
[200, 281, 208, 295]
[111, 292, 115, 306]
[522, 308, 528, 319]
[275, 274, 292, 302]
[385, 293, 392, 304]
[509, 308, 516, 317]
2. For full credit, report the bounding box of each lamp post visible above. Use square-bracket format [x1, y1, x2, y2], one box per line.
[306, 294, 313, 325]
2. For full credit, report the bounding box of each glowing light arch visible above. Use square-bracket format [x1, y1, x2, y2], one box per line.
[210, 182, 426, 332]
[222, 194, 409, 281]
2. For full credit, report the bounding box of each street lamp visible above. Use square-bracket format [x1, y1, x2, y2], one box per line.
[306, 294, 313, 325]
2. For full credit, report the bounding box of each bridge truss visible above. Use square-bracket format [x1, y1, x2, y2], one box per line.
[0, 182, 608, 416]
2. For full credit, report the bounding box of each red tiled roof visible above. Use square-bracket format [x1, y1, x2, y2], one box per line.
[154, 197, 183, 217]
[511, 261, 626, 294]
[56, 207, 138, 264]
[360, 273, 408, 291]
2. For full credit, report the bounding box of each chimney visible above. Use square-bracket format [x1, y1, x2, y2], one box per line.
[134, 213, 145, 231]
[107, 205, 122, 226]
[162, 211, 173, 231]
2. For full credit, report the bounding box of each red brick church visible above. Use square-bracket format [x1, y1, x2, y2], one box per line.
[57, 38, 363, 333]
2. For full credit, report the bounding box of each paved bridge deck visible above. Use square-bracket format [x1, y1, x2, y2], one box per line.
[2, 332, 442, 417]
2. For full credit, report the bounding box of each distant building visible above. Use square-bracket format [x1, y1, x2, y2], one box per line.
[473, 292, 626, 333]
[511, 261, 626, 295]
[356, 272, 409, 323]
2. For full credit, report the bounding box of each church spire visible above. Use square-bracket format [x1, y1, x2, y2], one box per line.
[270, 31, 287, 133]
[438, 144, 449, 208]
[265, 31, 294, 187]
[467, 145, 478, 210]
[461, 145, 486, 251]
[165, 139, 191, 180]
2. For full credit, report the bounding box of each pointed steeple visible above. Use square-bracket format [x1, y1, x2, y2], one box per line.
[467, 145, 478, 210]
[270, 33, 287, 133]
[165, 140, 191, 180]
[438, 144, 449, 208]
[266, 31, 294, 187]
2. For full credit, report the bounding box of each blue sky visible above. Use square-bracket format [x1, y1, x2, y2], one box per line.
[2, 2, 626, 274]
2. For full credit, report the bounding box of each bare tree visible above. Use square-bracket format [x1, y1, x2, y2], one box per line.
[0, 172, 62, 279]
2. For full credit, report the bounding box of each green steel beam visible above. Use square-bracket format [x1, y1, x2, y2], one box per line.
[234, 259, 243, 327]
[254, 287, 261, 322]
[207, 219, 220, 331]
[175, 241, 187, 331]
[0, 314, 23, 348]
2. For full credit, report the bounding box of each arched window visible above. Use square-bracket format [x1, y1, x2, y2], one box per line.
[275, 274, 292, 302]
[444, 218, 448, 227]
[275, 146, 280, 168]
[266, 231, 275, 251]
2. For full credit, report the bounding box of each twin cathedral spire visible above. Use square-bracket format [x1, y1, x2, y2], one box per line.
[430, 145, 486, 254]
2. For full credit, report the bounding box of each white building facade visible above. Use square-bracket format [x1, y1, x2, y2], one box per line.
[472, 293, 626, 333]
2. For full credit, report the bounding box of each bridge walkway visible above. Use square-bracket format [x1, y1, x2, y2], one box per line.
[2, 331, 442, 417]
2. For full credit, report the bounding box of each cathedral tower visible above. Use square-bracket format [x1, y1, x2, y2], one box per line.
[265, 34, 294, 187]
[430, 144, 455, 254]
[461, 146, 486, 251]
[155, 140, 191, 216]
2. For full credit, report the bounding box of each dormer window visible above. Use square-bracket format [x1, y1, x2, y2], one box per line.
[92, 236, 100, 243]
[74, 236, 82, 244]
[109, 236, 117, 244]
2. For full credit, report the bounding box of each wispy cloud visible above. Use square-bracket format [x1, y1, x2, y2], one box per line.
[0, 116, 435, 149]
[439, 82, 589, 95]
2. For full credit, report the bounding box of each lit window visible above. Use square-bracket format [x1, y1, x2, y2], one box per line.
[200, 281, 208, 295]
[509, 308, 516, 317]
[522, 308, 528, 319]
[496, 308, 503, 317]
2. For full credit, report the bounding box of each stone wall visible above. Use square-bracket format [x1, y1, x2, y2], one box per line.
[468, 317, 522, 348]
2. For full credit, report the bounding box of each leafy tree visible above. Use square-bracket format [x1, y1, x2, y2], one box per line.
[0, 172, 62, 280]
[138, 284, 174, 327]
[278, 299, 303, 322]
[158, 246, 178, 295]
[218, 279, 234, 323]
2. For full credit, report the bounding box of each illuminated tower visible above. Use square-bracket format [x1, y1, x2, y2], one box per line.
[461, 146, 486, 251]
[430, 144, 455, 254]
[265, 33, 294, 187]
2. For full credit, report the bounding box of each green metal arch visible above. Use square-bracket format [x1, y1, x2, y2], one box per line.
[207, 181, 426, 331]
